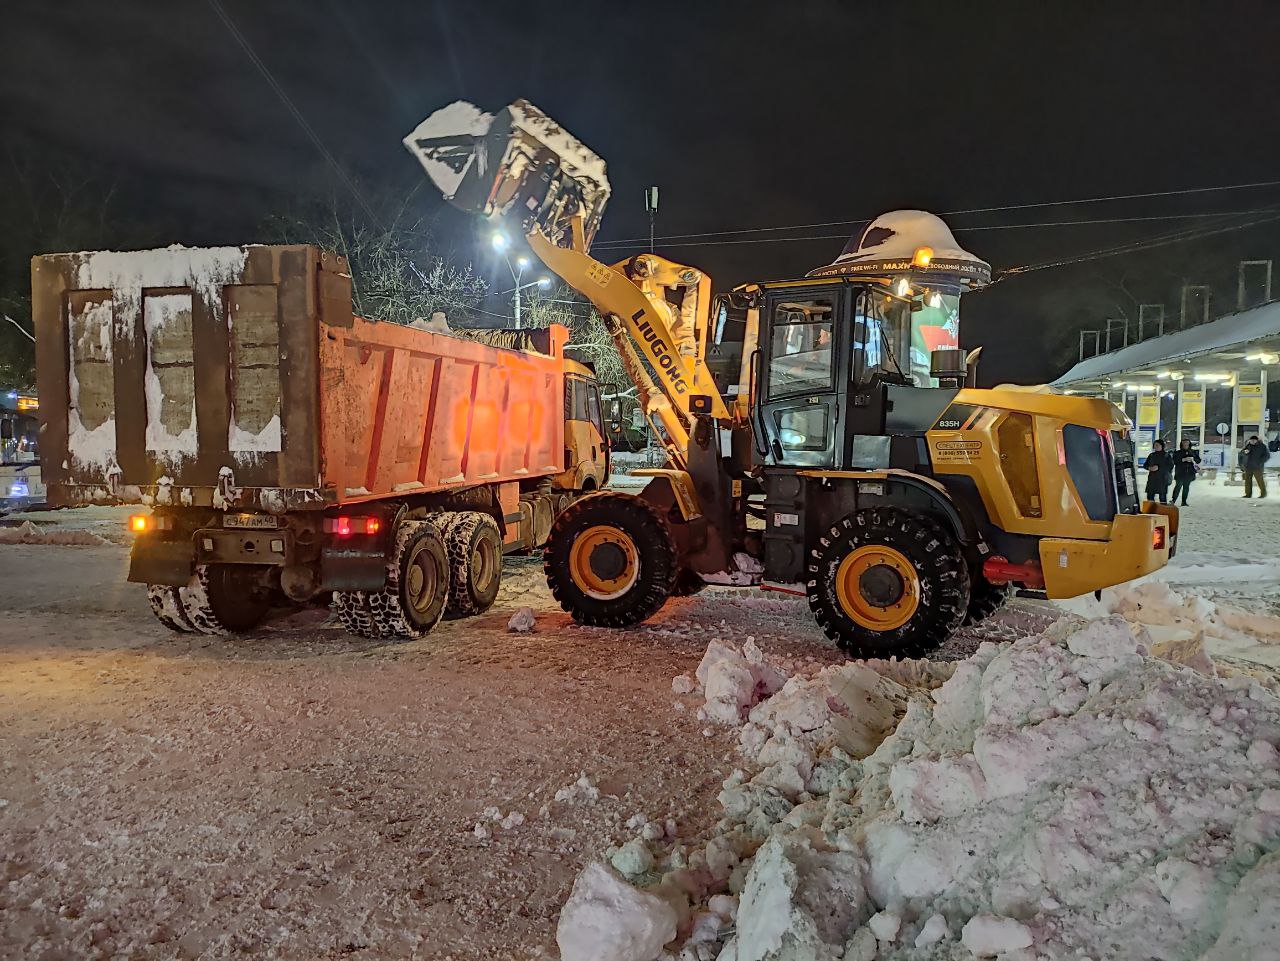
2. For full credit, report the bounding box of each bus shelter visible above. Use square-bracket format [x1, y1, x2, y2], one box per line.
[1052, 301, 1280, 469]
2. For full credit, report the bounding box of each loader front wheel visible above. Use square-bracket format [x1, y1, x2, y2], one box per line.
[544, 493, 677, 627]
[808, 508, 969, 659]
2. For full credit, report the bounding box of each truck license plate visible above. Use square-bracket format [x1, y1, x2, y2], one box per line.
[224, 513, 279, 530]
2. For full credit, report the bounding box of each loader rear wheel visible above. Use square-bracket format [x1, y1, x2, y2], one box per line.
[544, 493, 677, 627]
[147, 585, 197, 633]
[808, 508, 969, 659]
[444, 511, 503, 618]
[964, 575, 1010, 626]
[334, 521, 450, 639]
[181, 564, 273, 635]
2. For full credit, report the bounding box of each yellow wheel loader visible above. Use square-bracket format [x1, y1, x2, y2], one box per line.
[406, 100, 1178, 658]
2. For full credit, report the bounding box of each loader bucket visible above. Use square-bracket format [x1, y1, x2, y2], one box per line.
[404, 99, 610, 249]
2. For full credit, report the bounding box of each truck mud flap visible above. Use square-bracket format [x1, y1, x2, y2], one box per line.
[128, 539, 195, 586]
[320, 550, 387, 592]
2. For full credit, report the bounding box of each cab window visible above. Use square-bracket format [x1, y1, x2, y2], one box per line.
[853, 291, 910, 385]
[566, 377, 600, 425]
[767, 298, 834, 398]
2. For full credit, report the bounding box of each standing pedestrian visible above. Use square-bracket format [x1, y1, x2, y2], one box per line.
[1240, 434, 1270, 498]
[1143, 439, 1174, 504]
[1171, 439, 1201, 506]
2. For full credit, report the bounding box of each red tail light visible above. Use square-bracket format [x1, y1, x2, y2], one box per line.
[1153, 525, 1166, 551]
[325, 516, 381, 537]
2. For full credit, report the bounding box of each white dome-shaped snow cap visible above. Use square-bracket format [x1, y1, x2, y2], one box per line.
[807, 209, 991, 287]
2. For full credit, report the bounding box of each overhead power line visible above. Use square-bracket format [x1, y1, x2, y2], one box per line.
[205, 0, 385, 230]
[592, 178, 1280, 248]
[592, 209, 1280, 251]
[1003, 206, 1280, 276]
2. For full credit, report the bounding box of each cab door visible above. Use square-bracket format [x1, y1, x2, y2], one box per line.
[756, 287, 846, 468]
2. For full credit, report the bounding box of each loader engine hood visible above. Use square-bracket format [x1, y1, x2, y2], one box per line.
[404, 99, 611, 248]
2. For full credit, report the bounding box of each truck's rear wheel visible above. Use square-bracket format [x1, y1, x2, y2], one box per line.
[147, 585, 197, 633]
[334, 521, 450, 639]
[807, 508, 969, 659]
[444, 511, 503, 618]
[544, 493, 677, 627]
[181, 564, 274, 635]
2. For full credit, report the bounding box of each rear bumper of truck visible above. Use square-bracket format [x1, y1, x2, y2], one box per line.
[128, 532, 388, 592]
[1038, 504, 1178, 599]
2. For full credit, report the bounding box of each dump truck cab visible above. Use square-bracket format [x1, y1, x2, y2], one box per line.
[559, 359, 609, 493]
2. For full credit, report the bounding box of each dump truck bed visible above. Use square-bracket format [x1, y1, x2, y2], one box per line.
[32, 244, 568, 510]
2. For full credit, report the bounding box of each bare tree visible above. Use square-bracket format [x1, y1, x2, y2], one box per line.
[263, 193, 488, 326]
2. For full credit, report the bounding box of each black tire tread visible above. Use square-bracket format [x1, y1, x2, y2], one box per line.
[806, 507, 970, 659]
[543, 492, 677, 627]
[964, 575, 1010, 626]
[443, 511, 503, 618]
[333, 520, 449, 639]
[180, 564, 272, 635]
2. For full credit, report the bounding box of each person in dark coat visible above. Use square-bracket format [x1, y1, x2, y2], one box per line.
[1240, 434, 1271, 498]
[1143, 440, 1174, 503]
[1170, 439, 1201, 506]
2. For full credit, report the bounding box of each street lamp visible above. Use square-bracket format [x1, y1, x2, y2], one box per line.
[493, 237, 550, 328]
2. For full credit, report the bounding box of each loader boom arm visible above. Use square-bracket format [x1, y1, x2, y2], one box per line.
[527, 228, 730, 469]
[405, 99, 733, 470]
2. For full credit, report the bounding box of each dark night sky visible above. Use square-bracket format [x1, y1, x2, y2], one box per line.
[6, 0, 1280, 382]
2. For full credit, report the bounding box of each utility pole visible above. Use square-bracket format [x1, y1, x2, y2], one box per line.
[644, 186, 659, 252]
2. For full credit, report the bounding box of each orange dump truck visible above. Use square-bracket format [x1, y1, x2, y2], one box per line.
[32, 244, 608, 637]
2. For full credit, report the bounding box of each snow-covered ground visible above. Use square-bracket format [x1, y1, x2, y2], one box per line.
[0, 488, 1277, 959]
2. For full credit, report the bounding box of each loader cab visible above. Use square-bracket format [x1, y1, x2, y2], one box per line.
[755, 280, 955, 471]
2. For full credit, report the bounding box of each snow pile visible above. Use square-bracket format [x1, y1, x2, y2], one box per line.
[559, 615, 1280, 961]
[1061, 580, 1280, 687]
[508, 607, 537, 632]
[0, 521, 107, 546]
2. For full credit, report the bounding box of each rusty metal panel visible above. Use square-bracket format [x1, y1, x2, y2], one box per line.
[31, 245, 321, 507]
[33, 244, 567, 510]
[318, 318, 568, 503]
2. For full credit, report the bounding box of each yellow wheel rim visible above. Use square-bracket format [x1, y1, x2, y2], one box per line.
[835, 545, 920, 631]
[569, 524, 639, 600]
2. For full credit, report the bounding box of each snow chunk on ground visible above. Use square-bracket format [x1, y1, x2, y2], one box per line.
[507, 607, 536, 632]
[556, 862, 676, 961]
[734, 834, 869, 961]
[694, 638, 790, 724]
[960, 915, 1032, 955]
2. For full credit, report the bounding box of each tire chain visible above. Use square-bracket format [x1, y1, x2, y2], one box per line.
[443, 511, 500, 618]
[180, 565, 230, 636]
[332, 517, 449, 639]
[146, 584, 197, 633]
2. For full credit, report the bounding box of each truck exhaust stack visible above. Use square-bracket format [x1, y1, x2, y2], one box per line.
[404, 100, 611, 249]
